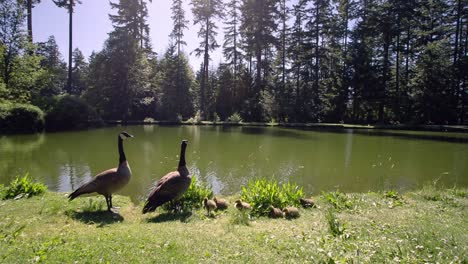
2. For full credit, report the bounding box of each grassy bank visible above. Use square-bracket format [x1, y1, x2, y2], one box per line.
[1, 188, 467, 263]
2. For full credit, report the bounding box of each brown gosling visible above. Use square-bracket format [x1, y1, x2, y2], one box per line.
[269, 206, 283, 218]
[213, 197, 229, 210]
[300, 198, 316, 208]
[282, 207, 300, 218]
[234, 199, 252, 211]
[203, 197, 217, 216]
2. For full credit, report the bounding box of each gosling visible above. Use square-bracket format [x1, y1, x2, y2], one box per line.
[300, 198, 316, 208]
[203, 197, 217, 216]
[269, 206, 283, 218]
[213, 197, 229, 210]
[282, 207, 300, 218]
[234, 199, 252, 211]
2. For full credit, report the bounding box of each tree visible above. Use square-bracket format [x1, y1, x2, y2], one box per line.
[24, 0, 41, 44]
[191, 0, 224, 119]
[160, 44, 194, 120]
[70, 48, 87, 96]
[0, 0, 25, 87]
[35, 36, 67, 96]
[85, 0, 152, 120]
[170, 0, 189, 58]
[239, 0, 278, 121]
[0, 0, 43, 103]
[52, 0, 81, 94]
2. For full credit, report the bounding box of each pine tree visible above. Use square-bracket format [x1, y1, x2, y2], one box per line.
[191, 0, 224, 119]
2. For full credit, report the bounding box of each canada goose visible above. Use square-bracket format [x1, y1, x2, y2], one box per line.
[213, 197, 229, 210]
[300, 198, 316, 208]
[282, 207, 300, 218]
[68, 131, 134, 212]
[203, 197, 217, 216]
[234, 199, 252, 211]
[142, 140, 191, 214]
[269, 206, 283, 218]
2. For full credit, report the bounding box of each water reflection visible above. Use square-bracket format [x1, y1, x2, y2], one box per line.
[0, 126, 467, 201]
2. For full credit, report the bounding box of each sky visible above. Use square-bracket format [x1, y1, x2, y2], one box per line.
[32, 0, 225, 69]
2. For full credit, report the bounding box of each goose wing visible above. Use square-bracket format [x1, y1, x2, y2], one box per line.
[143, 171, 191, 213]
[68, 168, 118, 200]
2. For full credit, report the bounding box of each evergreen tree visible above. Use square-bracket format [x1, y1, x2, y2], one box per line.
[70, 48, 87, 96]
[239, 0, 278, 121]
[160, 43, 194, 120]
[52, 0, 81, 93]
[191, 0, 224, 119]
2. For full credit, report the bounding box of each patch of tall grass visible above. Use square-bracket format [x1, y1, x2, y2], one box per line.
[240, 179, 303, 216]
[1, 173, 46, 200]
[321, 190, 353, 210]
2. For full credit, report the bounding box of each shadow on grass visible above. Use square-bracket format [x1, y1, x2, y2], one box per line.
[146, 211, 193, 223]
[65, 210, 124, 227]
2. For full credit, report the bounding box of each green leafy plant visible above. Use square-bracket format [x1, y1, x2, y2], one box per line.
[240, 179, 303, 216]
[2, 173, 47, 200]
[326, 209, 346, 237]
[383, 190, 400, 200]
[227, 112, 242, 123]
[321, 190, 353, 210]
[162, 176, 213, 212]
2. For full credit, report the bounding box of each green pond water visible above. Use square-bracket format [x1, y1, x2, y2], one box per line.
[1, 125, 467, 202]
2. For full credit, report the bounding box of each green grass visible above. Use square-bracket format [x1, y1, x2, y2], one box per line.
[0, 188, 466, 263]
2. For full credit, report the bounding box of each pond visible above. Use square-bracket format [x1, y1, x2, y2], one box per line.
[1, 125, 467, 202]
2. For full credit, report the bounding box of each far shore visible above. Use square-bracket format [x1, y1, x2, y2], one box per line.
[102, 120, 468, 133]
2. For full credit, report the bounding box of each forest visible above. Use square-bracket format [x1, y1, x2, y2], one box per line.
[0, 0, 467, 131]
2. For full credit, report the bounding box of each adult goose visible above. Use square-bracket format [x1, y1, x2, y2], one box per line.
[68, 131, 134, 212]
[142, 140, 191, 214]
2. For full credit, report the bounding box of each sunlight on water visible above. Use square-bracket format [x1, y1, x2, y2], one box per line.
[1, 126, 467, 201]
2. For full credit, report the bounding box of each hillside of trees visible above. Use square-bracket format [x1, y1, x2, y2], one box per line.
[1, 0, 467, 129]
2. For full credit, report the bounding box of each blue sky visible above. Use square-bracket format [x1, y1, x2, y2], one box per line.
[32, 0, 224, 69]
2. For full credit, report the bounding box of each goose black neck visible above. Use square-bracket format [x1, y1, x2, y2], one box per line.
[118, 136, 126, 164]
[178, 144, 186, 167]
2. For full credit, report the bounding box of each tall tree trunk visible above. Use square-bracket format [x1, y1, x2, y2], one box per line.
[27, 0, 33, 43]
[315, 4, 320, 93]
[281, 0, 286, 91]
[201, 16, 210, 119]
[67, 0, 73, 93]
[453, 0, 462, 123]
[380, 32, 390, 123]
[395, 13, 401, 119]
[341, 0, 349, 120]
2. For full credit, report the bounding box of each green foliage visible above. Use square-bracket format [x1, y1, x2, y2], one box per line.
[240, 179, 303, 216]
[0, 102, 44, 133]
[162, 177, 213, 212]
[383, 190, 404, 208]
[325, 209, 347, 237]
[321, 190, 353, 210]
[227, 112, 242, 123]
[0, 221, 26, 244]
[1, 173, 46, 200]
[45, 95, 98, 131]
[212, 112, 220, 123]
[383, 190, 400, 200]
[187, 110, 203, 124]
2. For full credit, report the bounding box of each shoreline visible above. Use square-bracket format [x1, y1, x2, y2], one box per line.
[103, 120, 468, 133]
